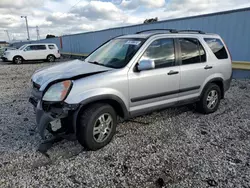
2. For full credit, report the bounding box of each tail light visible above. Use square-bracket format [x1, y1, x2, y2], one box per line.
[222, 39, 232, 63]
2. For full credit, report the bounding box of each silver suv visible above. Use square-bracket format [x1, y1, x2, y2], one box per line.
[30, 30, 232, 150]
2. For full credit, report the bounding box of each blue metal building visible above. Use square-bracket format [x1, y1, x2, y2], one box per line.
[13, 7, 250, 62]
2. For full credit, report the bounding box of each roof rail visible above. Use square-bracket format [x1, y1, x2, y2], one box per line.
[136, 29, 178, 34]
[178, 30, 206, 34]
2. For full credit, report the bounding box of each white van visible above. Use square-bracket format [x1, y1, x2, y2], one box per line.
[2, 43, 61, 64]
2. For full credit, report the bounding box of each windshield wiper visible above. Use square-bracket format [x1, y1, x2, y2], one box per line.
[88, 61, 103, 66]
[88, 61, 116, 69]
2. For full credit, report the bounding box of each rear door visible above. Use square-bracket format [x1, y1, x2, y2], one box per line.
[35, 45, 47, 59]
[178, 37, 213, 101]
[128, 37, 180, 114]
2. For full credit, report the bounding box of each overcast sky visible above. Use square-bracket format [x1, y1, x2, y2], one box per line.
[0, 0, 250, 41]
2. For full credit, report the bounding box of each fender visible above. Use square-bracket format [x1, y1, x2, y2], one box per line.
[72, 94, 129, 133]
[201, 77, 225, 98]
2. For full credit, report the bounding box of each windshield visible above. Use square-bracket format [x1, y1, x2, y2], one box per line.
[19, 45, 27, 50]
[85, 38, 145, 68]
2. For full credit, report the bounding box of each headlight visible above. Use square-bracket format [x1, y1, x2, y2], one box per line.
[43, 80, 72, 102]
[4, 52, 10, 56]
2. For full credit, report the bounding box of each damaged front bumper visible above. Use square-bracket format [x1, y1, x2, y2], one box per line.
[29, 97, 79, 139]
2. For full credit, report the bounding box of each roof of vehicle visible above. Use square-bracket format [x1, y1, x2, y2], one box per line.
[26, 43, 57, 45]
[118, 29, 219, 39]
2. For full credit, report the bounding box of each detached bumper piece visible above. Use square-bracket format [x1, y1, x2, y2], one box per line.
[29, 97, 79, 139]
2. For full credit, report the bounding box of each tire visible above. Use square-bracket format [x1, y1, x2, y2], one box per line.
[47, 55, 55, 62]
[13, 56, 23, 64]
[197, 83, 221, 114]
[77, 103, 117, 150]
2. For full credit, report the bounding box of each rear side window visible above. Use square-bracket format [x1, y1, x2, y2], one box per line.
[179, 38, 206, 65]
[48, 45, 55, 49]
[204, 38, 228, 59]
[141, 38, 175, 69]
[36, 45, 46, 50]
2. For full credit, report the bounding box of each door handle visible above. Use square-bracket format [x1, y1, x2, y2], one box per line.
[204, 65, 213, 70]
[168, 70, 179, 75]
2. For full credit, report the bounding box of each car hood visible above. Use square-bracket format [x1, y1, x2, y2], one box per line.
[32, 59, 113, 91]
[7, 49, 21, 53]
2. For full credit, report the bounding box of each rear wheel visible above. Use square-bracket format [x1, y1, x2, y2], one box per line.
[197, 83, 221, 114]
[77, 103, 117, 150]
[47, 55, 55, 62]
[13, 56, 23, 64]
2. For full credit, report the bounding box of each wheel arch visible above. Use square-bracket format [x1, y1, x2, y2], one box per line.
[201, 77, 225, 99]
[13, 55, 24, 61]
[47, 54, 56, 59]
[72, 94, 129, 133]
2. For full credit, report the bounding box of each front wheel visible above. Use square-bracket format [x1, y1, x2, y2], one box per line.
[197, 83, 221, 114]
[13, 56, 23, 64]
[77, 103, 117, 150]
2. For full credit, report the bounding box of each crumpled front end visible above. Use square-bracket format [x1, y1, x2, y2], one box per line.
[29, 60, 113, 138]
[29, 82, 79, 139]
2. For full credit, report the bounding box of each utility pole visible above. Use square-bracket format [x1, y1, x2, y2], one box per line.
[4, 30, 10, 42]
[21, 16, 30, 40]
[36, 26, 40, 40]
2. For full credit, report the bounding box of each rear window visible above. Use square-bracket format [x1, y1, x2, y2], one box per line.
[48, 45, 55, 49]
[204, 38, 228, 59]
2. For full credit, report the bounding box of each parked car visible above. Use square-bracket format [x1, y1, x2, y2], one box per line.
[29, 29, 232, 150]
[1, 43, 60, 64]
[0, 47, 16, 57]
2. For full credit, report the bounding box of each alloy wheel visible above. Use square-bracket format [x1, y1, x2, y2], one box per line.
[206, 90, 218, 109]
[93, 113, 113, 143]
[15, 57, 22, 64]
[48, 56, 54, 62]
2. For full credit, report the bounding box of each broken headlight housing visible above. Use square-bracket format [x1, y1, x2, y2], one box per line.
[43, 80, 72, 102]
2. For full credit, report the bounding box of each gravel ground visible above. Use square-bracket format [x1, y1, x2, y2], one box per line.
[0, 60, 250, 188]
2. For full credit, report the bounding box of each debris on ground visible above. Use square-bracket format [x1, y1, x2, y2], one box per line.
[0, 61, 250, 187]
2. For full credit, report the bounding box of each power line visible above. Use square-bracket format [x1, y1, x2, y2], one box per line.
[66, 0, 83, 13]
[8, 8, 14, 15]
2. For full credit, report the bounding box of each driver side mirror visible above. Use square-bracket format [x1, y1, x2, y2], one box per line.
[137, 59, 155, 71]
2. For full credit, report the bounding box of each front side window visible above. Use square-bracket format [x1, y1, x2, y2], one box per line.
[179, 38, 206, 65]
[140, 38, 175, 69]
[19, 45, 27, 50]
[204, 38, 228, 59]
[25, 45, 36, 51]
[86, 38, 145, 68]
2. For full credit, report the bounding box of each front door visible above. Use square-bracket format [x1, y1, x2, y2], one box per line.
[22, 45, 36, 60]
[128, 38, 180, 114]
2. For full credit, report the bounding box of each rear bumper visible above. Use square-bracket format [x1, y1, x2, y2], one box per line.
[224, 73, 233, 92]
[29, 97, 79, 139]
[55, 54, 61, 59]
